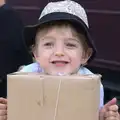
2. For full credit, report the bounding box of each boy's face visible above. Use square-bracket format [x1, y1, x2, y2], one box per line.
[34, 25, 91, 75]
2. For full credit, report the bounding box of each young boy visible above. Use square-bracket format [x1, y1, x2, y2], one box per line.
[0, 0, 119, 120]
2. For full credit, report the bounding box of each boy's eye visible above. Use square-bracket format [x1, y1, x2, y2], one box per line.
[44, 42, 53, 47]
[66, 43, 77, 48]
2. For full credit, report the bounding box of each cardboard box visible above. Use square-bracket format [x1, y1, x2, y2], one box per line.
[7, 73, 101, 120]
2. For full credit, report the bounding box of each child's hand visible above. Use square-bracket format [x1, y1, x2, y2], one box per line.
[0, 98, 7, 120]
[99, 98, 120, 120]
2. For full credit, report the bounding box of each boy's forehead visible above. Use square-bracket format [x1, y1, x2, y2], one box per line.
[35, 22, 84, 39]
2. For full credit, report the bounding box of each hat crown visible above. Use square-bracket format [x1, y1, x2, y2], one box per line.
[39, 0, 89, 27]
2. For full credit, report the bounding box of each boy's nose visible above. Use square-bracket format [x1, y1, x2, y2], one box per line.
[55, 52, 64, 57]
[54, 45, 65, 57]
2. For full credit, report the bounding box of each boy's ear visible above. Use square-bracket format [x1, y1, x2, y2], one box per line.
[33, 50, 37, 59]
[33, 49, 40, 63]
[31, 45, 37, 58]
[81, 48, 93, 65]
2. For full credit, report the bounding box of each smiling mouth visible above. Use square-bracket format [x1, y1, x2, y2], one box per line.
[51, 61, 69, 66]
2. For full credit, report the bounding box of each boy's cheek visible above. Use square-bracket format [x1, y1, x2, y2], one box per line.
[36, 57, 49, 67]
[37, 49, 53, 58]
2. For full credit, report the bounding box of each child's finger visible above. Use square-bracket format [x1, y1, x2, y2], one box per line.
[105, 111, 118, 118]
[108, 105, 119, 112]
[104, 98, 117, 109]
[0, 115, 7, 120]
[0, 104, 7, 110]
[0, 98, 7, 104]
[0, 110, 7, 116]
[106, 116, 117, 120]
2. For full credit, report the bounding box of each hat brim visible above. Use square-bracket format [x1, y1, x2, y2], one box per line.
[24, 12, 96, 61]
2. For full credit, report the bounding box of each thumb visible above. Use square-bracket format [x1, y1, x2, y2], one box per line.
[99, 98, 117, 120]
[104, 97, 117, 108]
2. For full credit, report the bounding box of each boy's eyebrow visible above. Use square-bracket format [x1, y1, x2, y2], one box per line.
[66, 38, 80, 43]
[39, 36, 80, 43]
[40, 36, 55, 41]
